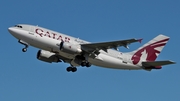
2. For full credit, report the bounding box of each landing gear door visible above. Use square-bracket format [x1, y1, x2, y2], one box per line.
[29, 26, 34, 35]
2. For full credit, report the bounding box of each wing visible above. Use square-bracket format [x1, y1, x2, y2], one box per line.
[142, 60, 175, 67]
[81, 38, 142, 53]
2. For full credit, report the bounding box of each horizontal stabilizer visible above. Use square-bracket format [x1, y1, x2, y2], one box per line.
[142, 60, 175, 67]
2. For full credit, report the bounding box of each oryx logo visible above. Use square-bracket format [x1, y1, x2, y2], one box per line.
[131, 38, 169, 65]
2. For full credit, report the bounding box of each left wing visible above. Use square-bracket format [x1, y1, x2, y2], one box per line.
[81, 38, 142, 53]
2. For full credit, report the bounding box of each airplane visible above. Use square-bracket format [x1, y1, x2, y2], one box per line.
[8, 24, 175, 72]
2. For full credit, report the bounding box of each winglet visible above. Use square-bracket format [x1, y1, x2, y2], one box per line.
[138, 38, 143, 43]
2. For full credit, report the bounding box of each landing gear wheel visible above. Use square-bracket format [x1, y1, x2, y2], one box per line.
[66, 67, 77, 72]
[72, 67, 77, 72]
[22, 48, 27, 52]
[81, 62, 91, 67]
[81, 62, 86, 67]
[18, 40, 28, 52]
[86, 62, 91, 67]
[66, 67, 72, 72]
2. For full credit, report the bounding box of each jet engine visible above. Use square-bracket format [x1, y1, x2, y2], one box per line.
[37, 50, 59, 63]
[60, 42, 82, 54]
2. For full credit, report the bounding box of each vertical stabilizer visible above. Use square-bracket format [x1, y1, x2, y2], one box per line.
[131, 34, 170, 65]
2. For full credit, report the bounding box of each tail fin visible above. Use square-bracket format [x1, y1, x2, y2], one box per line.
[131, 34, 170, 65]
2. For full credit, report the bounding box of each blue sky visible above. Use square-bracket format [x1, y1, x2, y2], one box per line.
[0, 0, 179, 101]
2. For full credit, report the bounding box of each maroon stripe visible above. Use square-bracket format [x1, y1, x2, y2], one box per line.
[151, 38, 169, 46]
[154, 50, 160, 53]
[152, 43, 166, 48]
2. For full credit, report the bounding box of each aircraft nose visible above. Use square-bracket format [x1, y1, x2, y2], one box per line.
[8, 27, 19, 36]
[8, 27, 14, 34]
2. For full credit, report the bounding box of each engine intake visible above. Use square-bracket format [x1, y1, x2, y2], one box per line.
[37, 50, 59, 63]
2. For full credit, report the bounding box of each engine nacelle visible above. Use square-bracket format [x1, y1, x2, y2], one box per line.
[60, 42, 82, 54]
[37, 50, 59, 63]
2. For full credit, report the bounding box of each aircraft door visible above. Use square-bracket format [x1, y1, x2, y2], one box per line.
[29, 26, 34, 35]
[28, 26, 36, 43]
[122, 54, 129, 64]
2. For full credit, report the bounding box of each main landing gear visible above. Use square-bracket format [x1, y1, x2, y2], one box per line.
[66, 62, 91, 73]
[65, 55, 92, 72]
[81, 62, 91, 67]
[18, 40, 28, 52]
[66, 66, 77, 72]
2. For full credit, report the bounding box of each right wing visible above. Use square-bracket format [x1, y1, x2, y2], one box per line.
[81, 38, 142, 53]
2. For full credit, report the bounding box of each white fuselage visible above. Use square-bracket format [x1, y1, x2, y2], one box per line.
[8, 24, 142, 70]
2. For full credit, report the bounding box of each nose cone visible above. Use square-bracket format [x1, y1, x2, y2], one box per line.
[8, 27, 15, 34]
[8, 27, 21, 39]
[8, 27, 20, 36]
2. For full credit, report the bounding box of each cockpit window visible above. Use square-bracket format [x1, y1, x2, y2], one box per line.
[14, 25, 22, 28]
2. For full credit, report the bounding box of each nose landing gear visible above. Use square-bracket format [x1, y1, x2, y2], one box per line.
[18, 40, 29, 52]
[22, 48, 27, 52]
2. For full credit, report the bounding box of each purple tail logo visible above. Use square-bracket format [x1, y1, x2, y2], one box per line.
[131, 38, 169, 65]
